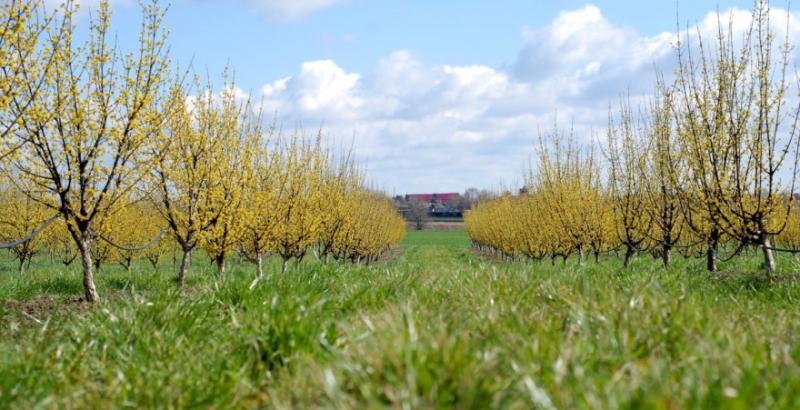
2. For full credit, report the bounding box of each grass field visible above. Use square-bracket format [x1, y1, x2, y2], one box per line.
[402, 229, 471, 247]
[1, 230, 799, 408]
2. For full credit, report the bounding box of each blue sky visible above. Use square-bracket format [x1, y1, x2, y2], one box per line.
[70, 0, 794, 194]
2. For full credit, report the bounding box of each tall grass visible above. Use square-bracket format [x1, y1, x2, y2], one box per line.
[0, 234, 798, 408]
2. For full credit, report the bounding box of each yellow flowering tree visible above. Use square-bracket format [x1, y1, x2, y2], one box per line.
[239, 130, 280, 277]
[606, 101, 652, 267]
[675, 0, 800, 273]
[8, 1, 171, 301]
[0, 0, 69, 154]
[101, 200, 166, 272]
[267, 133, 327, 272]
[640, 81, 685, 268]
[198, 100, 260, 277]
[318, 155, 361, 260]
[329, 189, 405, 262]
[0, 180, 52, 271]
[46, 220, 77, 266]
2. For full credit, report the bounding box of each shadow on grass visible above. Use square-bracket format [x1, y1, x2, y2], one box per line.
[707, 269, 800, 299]
[35, 274, 83, 296]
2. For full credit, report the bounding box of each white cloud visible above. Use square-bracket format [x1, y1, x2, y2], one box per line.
[254, 53, 545, 192]
[261, 60, 365, 120]
[248, 4, 800, 193]
[513, 5, 675, 102]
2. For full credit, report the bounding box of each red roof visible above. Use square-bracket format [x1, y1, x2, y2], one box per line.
[408, 193, 460, 202]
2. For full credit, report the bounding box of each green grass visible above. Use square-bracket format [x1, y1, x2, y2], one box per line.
[402, 229, 471, 247]
[0, 235, 799, 408]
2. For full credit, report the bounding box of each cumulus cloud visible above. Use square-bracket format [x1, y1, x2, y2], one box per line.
[261, 60, 365, 120]
[512, 5, 676, 105]
[256, 52, 548, 192]
[250, 4, 800, 193]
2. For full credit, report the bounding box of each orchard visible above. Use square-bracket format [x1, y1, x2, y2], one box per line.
[1, 1, 800, 409]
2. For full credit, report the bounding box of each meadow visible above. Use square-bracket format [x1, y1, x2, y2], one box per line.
[1, 229, 798, 409]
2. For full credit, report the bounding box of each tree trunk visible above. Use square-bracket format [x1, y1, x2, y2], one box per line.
[761, 236, 776, 276]
[177, 248, 191, 286]
[256, 252, 263, 278]
[706, 232, 719, 272]
[662, 245, 672, 269]
[578, 247, 585, 266]
[18, 257, 26, 273]
[215, 253, 226, 279]
[706, 247, 717, 272]
[623, 243, 635, 268]
[79, 237, 98, 303]
[706, 229, 720, 272]
[281, 257, 288, 273]
[594, 250, 600, 263]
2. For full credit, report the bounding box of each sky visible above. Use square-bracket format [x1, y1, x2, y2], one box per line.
[62, 0, 797, 194]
